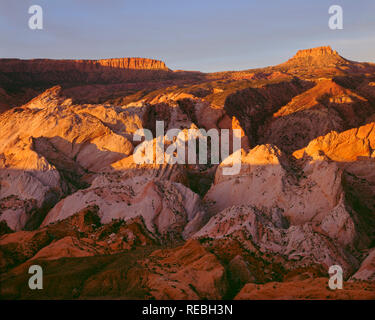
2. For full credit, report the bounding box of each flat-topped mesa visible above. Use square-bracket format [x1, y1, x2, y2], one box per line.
[293, 46, 339, 59]
[93, 57, 169, 70]
[0, 57, 170, 73]
[0, 57, 173, 88]
[280, 46, 349, 68]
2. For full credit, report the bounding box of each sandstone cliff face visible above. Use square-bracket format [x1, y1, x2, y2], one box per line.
[294, 122, 375, 162]
[260, 79, 374, 153]
[293, 122, 375, 240]
[0, 58, 174, 93]
[0, 57, 169, 73]
[0, 57, 175, 112]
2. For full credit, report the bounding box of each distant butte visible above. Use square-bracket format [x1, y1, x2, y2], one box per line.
[278, 45, 349, 68]
[0, 57, 170, 72]
[293, 46, 340, 58]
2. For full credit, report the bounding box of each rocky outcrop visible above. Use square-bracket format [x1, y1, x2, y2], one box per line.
[0, 87, 140, 230]
[0, 205, 158, 272]
[293, 122, 375, 236]
[260, 79, 374, 153]
[351, 249, 375, 281]
[41, 175, 207, 240]
[29, 236, 100, 261]
[293, 122, 375, 162]
[272, 46, 375, 78]
[235, 278, 375, 300]
[0, 57, 173, 103]
[280, 46, 348, 68]
[0, 237, 227, 299]
[112, 240, 227, 300]
[197, 143, 375, 276]
[193, 205, 358, 276]
[205, 145, 360, 245]
[224, 79, 312, 147]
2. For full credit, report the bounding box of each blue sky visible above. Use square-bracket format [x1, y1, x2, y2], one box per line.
[0, 0, 374, 72]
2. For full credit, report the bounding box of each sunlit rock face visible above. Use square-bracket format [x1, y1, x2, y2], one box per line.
[1, 47, 375, 300]
[41, 175, 208, 240]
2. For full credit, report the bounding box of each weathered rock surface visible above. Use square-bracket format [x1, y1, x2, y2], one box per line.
[0, 86, 141, 230]
[0, 57, 169, 73]
[350, 249, 375, 281]
[294, 122, 375, 239]
[280, 46, 349, 69]
[193, 205, 358, 276]
[205, 144, 365, 249]
[260, 79, 374, 153]
[41, 175, 206, 239]
[0, 58, 172, 90]
[198, 141, 375, 278]
[235, 278, 375, 300]
[1, 46, 375, 300]
[0, 205, 157, 273]
[116, 240, 227, 299]
[224, 79, 311, 147]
